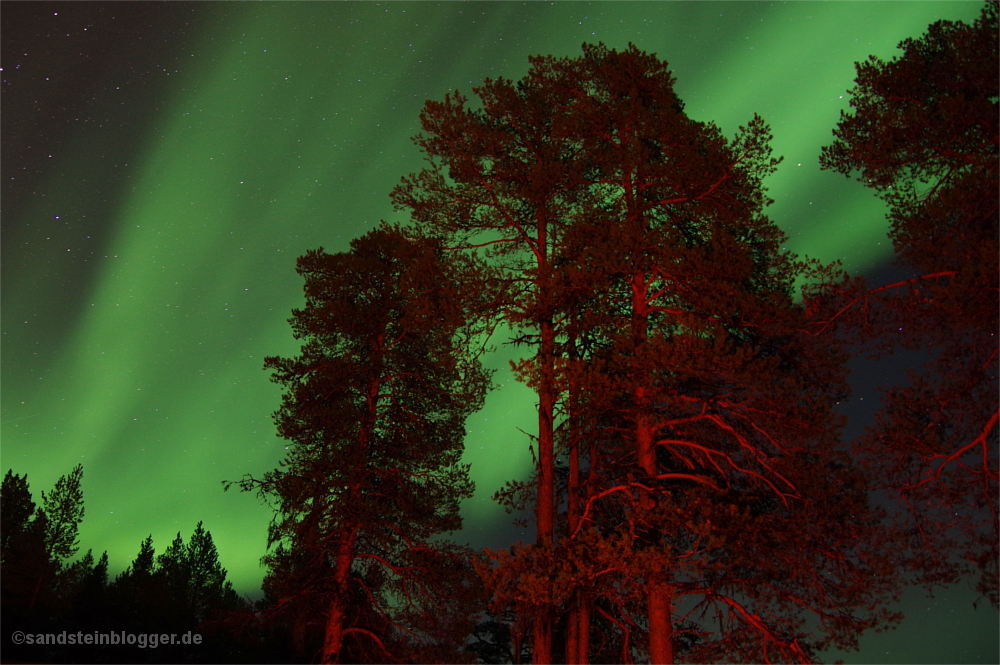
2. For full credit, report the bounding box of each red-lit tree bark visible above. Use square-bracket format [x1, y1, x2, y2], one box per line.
[397, 41, 907, 662]
[392, 73, 589, 663]
[548, 43, 782, 662]
[231, 225, 491, 663]
[539, 43, 900, 662]
[817, 0, 998, 605]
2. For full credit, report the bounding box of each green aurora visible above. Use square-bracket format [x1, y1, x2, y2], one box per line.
[2, 3, 995, 662]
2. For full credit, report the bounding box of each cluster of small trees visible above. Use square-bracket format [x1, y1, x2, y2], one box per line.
[240, 4, 996, 661]
[1, 466, 247, 663]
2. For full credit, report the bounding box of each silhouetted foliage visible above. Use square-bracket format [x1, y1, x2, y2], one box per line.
[1, 465, 84, 623]
[231, 225, 493, 663]
[398, 42, 902, 664]
[1, 469, 36, 554]
[465, 609, 534, 664]
[1, 467, 249, 664]
[392, 54, 594, 660]
[817, 0, 999, 607]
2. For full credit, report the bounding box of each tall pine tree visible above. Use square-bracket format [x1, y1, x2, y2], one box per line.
[817, 0, 998, 606]
[392, 51, 593, 664]
[398, 43, 902, 663]
[233, 225, 492, 663]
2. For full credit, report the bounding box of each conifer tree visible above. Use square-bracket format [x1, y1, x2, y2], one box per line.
[109, 526, 242, 640]
[392, 49, 592, 664]
[0, 465, 85, 616]
[62, 549, 111, 639]
[0, 470, 46, 616]
[398, 43, 902, 663]
[556, 44, 902, 663]
[145, 523, 242, 630]
[115, 534, 156, 596]
[232, 225, 492, 663]
[817, 0, 998, 605]
[1, 470, 35, 556]
[41, 464, 85, 562]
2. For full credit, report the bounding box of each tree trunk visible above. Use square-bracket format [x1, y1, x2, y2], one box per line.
[566, 358, 581, 664]
[291, 613, 308, 659]
[531, 203, 557, 664]
[568, 335, 581, 535]
[322, 594, 348, 664]
[321, 523, 359, 664]
[537, 315, 556, 546]
[647, 581, 673, 665]
[565, 591, 579, 664]
[566, 587, 592, 664]
[578, 591, 591, 665]
[512, 611, 526, 665]
[532, 612, 553, 665]
[534, 312, 556, 665]
[636, 410, 673, 664]
[580, 433, 600, 665]
[630, 270, 674, 664]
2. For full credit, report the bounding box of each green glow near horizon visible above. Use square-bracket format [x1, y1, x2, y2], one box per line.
[2, 2, 983, 603]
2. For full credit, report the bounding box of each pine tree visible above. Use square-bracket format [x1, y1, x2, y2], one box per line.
[186, 521, 241, 624]
[817, 0, 998, 606]
[156, 531, 192, 628]
[62, 549, 111, 639]
[0, 470, 47, 617]
[232, 225, 492, 663]
[399, 43, 903, 663]
[557, 44, 902, 663]
[40, 463, 85, 562]
[0, 465, 85, 617]
[108, 535, 159, 635]
[110, 526, 243, 642]
[391, 49, 595, 664]
[0, 470, 35, 556]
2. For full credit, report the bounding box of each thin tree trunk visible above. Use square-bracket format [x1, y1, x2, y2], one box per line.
[568, 335, 581, 535]
[534, 315, 555, 665]
[566, 350, 581, 664]
[646, 581, 673, 665]
[533, 202, 556, 662]
[537, 315, 556, 547]
[578, 591, 591, 665]
[579, 432, 600, 665]
[566, 591, 580, 664]
[533, 614, 553, 665]
[291, 613, 308, 659]
[632, 270, 673, 664]
[512, 611, 527, 665]
[321, 528, 358, 664]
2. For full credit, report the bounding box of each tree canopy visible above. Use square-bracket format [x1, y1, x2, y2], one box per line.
[394, 42, 904, 664]
[818, 0, 998, 607]
[241, 14, 997, 662]
[232, 225, 493, 663]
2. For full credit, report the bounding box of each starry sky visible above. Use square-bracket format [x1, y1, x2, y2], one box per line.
[2, 2, 996, 662]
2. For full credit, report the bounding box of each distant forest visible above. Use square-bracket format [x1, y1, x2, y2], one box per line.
[2, 3, 995, 664]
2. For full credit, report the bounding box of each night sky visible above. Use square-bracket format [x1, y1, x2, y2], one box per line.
[2, 2, 996, 662]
